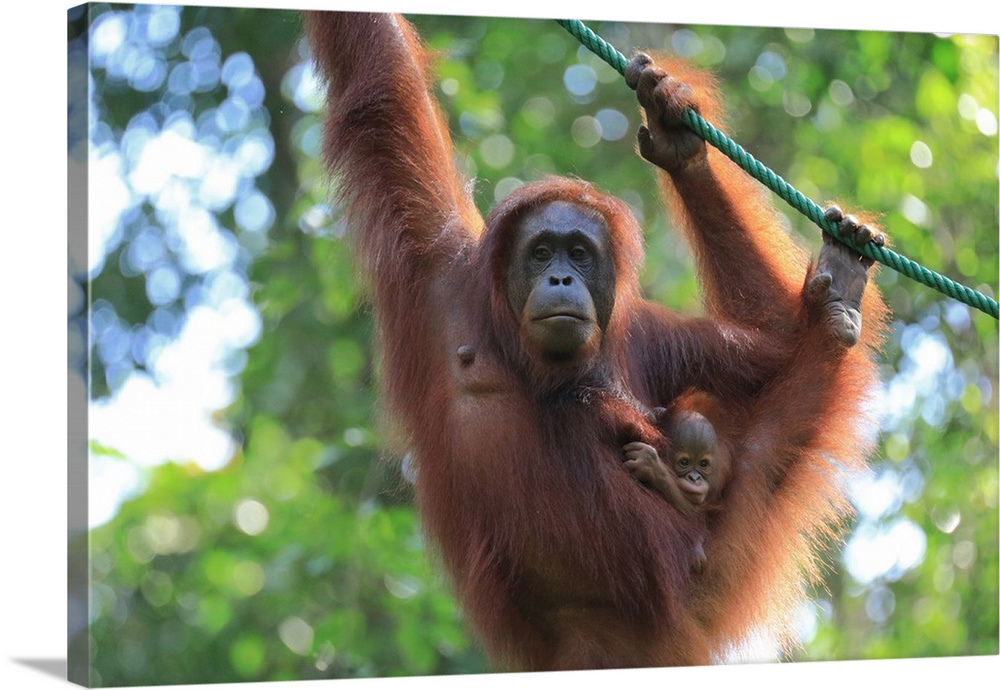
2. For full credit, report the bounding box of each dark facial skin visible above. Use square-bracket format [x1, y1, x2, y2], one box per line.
[506, 201, 616, 362]
[668, 411, 719, 506]
[623, 410, 724, 512]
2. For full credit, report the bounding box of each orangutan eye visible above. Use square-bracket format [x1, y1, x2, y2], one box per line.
[533, 245, 553, 261]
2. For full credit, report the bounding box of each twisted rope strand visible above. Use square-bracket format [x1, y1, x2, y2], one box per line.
[556, 19, 998, 319]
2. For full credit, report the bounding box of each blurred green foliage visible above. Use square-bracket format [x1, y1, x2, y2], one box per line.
[72, 4, 998, 685]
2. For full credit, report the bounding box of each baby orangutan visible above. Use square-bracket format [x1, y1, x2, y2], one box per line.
[624, 405, 729, 572]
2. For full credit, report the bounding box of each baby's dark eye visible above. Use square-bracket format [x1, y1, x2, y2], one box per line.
[699, 459, 710, 469]
[678, 457, 690, 467]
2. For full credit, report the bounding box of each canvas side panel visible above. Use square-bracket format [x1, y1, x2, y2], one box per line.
[68, 4, 92, 687]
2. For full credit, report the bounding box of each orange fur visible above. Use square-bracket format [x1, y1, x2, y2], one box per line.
[305, 11, 887, 669]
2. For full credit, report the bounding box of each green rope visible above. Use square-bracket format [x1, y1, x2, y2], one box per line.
[556, 18, 999, 320]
